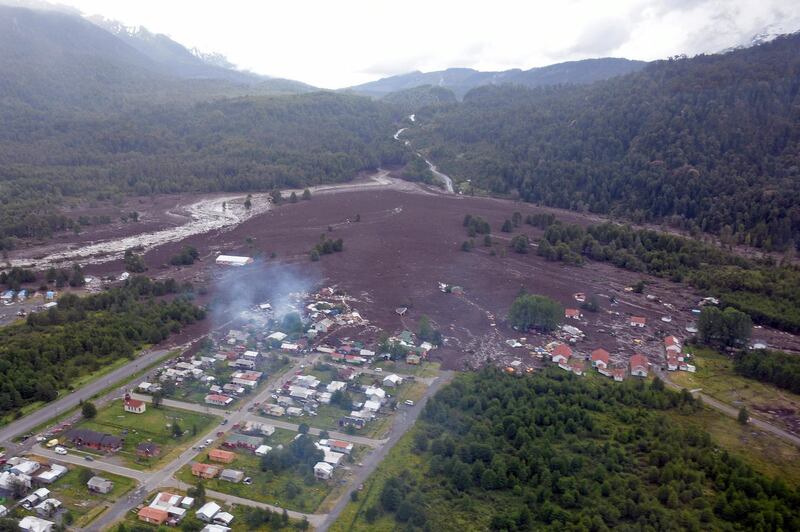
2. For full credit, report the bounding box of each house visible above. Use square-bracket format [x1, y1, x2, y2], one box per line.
[323, 439, 354, 454]
[11, 460, 41, 476]
[630, 354, 649, 377]
[124, 395, 146, 414]
[591, 349, 610, 369]
[208, 449, 236, 464]
[326, 381, 346, 393]
[406, 354, 421, 365]
[34, 498, 62, 517]
[36, 464, 67, 485]
[295, 375, 320, 388]
[205, 394, 234, 407]
[664, 336, 682, 353]
[289, 386, 316, 401]
[382, 374, 403, 387]
[286, 406, 304, 417]
[339, 416, 366, 429]
[242, 350, 259, 360]
[630, 316, 647, 328]
[0, 471, 32, 493]
[223, 433, 263, 451]
[314, 462, 334, 480]
[19, 516, 55, 532]
[312, 318, 334, 333]
[87, 476, 113, 494]
[255, 445, 273, 456]
[222, 384, 245, 395]
[215, 255, 253, 267]
[233, 359, 255, 370]
[201, 525, 231, 532]
[551, 343, 572, 364]
[263, 404, 285, 417]
[64, 429, 122, 452]
[667, 355, 679, 371]
[565, 308, 582, 320]
[612, 368, 626, 382]
[196, 501, 222, 522]
[337, 367, 357, 380]
[138, 507, 169, 526]
[281, 342, 300, 352]
[569, 359, 584, 376]
[148, 492, 187, 523]
[267, 332, 288, 342]
[219, 469, 244, 483]
[214, 512, 235, 526]
[21, 488, 50, 509]
[364, 386, 386, 401]
[363, 400, 382, 412]
[137, 442, 161, 458]
[192, 463, 221, 479]
[240, 421, 275, 437]
[181, 497, 195, 509]
[315, 445, 345, 466]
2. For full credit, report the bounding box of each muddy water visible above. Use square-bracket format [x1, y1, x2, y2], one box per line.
[394, 116, 455, 193]
[9, 194, 271, 269]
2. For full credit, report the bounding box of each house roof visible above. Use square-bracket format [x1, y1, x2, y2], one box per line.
[664, 335, 680, 346]
[591, 349, 610, 363]
[192, 463, 220, 475]
[209, 449, 236, 462]
[565, 308, 580, 317]
[630, 316, 647, 324]
[630, 354, 648, 369]
[138, 507, 168, 522]
[125, 398, 145, 408]
[65, 428, 122, 448]
[552, 343, 572, 358]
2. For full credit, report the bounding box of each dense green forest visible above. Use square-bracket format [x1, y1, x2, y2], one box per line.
[0, 276, 204, 417]
[734, 350, 800, 395]
[537, 221, 800, 333]
[356, 370, 800, 531]
[0, 92, 406, 248]
[410, 34, 800, 251]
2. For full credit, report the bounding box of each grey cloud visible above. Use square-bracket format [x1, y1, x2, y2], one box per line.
[565, 18, 632, 56]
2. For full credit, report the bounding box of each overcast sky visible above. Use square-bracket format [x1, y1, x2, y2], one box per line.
[47, 0, 800, 88]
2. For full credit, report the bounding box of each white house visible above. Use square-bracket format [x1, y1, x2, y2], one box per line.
[267, 332, 288, 342]
[124, 396, 146, 414]
[382, 374, 403, 387]
[215, 255, 253, 267]
[630, 354, 649, 377]
[196, 502, 221, 522]
[255, 445, 273, 456]
[314, 462, 334, 480]
[19, 516, 55, 532]
[326, 381, 346, 393]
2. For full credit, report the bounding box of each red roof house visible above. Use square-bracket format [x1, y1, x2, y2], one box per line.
[551, 343, 572, 364]
[565, 308, 581, 320]
[630, 354, 649, 377]
[591, 349, 610, 369]
[664, 336, 681, 353]
[630, 316, 647, 327]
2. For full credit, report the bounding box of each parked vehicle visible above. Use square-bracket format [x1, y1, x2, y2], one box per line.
[54, 446, 67, 455]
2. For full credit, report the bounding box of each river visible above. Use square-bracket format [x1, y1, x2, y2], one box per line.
[393, 115, 454, 193]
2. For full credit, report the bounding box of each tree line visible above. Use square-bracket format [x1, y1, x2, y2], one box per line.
[734, 350, 800, 395]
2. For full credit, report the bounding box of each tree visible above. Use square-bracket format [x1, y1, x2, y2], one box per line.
[78, 467, 94, 484]
[290, 191, 298, 203]
[510, 234, 529, 254]
[244, 194, 253, 209]
[501, 219, 513, 232]
[508, 294, 562, 331]
[310, 249, 320, 262]
[152, 390, 163, 408]
[698, 306, 752, 348]
[484, 234, 492, 247]
[124, 249, 147, 273]
[302, 188, 312, 200]
[461, 240, 473, 252]
[82, 401, 97, 419]
[172, 421, 183, 438]
[738, 406, 749, 424]
[298, 423, 309, 434]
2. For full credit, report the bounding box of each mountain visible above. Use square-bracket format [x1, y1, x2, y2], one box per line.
[0, 5, 312, 111]
[381, 85, 458, 112]
[408, 34, 800, 251]
[348, 58, 647, 98]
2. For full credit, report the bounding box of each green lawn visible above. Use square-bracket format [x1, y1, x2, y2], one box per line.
[373, 360, 441, 378]
[71, 400, 218, 469]
[671, 347, 800, 434]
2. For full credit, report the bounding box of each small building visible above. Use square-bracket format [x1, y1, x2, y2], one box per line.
[223, 433, 263, 451]
[630, 316, 647, 328]
[219, 469, 244, 483]
[314, 461, 334, 480]
[255, 445, 273, 457]
[591, 349, 610, 369]
[124, 395, 146, 414]
[286, 406, 304, 417]
[87, 476, 114, 494]
[213, 512, 235, 526]
[667, 355, 679, 371]
[267, 332, 288, 342]
[35, 464, 67, 485]
[569, 360, 584, 376]
[263, 404, 285, 417]
[19, 516, 55, 532]
[382, 374, 403, 387]
[34, 498, 62, 518]
[201, 525, 231, 532]
[196, 501, 222, 522]
[551, 343, 572, 364]
[205, 394, 234, 407]
[406, 354, 421, 365]
[137, 442, 161, 458]
[565, 308, 581, 320]
[192, 463, 221, 479]
[208, 449, 236, 464]
[215, 255, 253, 267]
[612, 368, 626, 382]
[64, 429, 122, 452]
[664, 336, 682, 354]
[326, 381, 346, 393]
[233, 358, 255, 370]
[363, 400, 382, 412]
[324, 439, 354, 455]
[630, 354, 649, 377]
[138, 507, 169, 526]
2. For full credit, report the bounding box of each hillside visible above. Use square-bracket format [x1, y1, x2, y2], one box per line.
[349, 58, 646, 98]
[381, 85, 457, 112]
[409, 34, 800, 251]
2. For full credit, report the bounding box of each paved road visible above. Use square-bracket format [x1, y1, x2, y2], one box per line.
[654, 367, 800, 447]
[317, 370, 455, 532]
[33, 446, 150, 481]
[0, 347, 175, 450]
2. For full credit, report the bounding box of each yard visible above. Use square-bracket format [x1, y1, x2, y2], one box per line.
[72, 400, 219, 469]
[32, 465, 136, 528]
[373, 360, 441, 378]
[177, 445, 335, 513]
[670, 347, 800, 435]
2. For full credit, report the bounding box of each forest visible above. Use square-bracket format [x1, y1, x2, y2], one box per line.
[537, 221, 800, 333]
[734, 349, 800, 395]
[0, 276, 204, 417]
[0, 91, 406, 248]
[358, 369, 800, 531]
[409, 34, 800, 251]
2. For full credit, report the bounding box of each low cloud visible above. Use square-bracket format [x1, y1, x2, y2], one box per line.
[565, 18, 632, 56]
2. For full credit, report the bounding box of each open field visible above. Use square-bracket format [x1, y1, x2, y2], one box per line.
[671, 347, 800, 436]
[177, 445, 335, 513]
[71, 400, 218, 469]
[374, 360, 441, 377]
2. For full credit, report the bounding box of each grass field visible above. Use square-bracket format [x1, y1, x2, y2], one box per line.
[72, 400, 218, 469]
[374, 360, 441, 378]
[671, 347, 800, 434]
[177, 444, 335, 513]
[25, 464, 135, 528]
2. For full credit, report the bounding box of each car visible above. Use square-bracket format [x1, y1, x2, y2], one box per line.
[35, 436, 46, 443]
[221, 419, 228, 425]
[197, 444, 206, 450]
[404, 400, 415, 406]
[243, 477, 253, 485]
[205, 439, 213, 445]
[53, 446, 67, 455]
[374, 368, 383, 373]
[84, 455, 94, 461]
